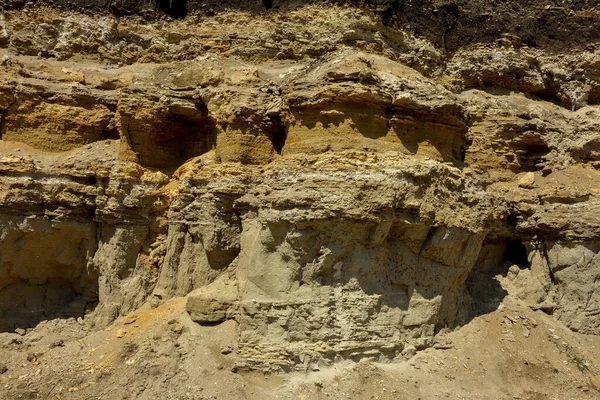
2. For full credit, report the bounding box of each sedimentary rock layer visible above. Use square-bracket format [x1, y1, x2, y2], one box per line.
[1, 1, 600, 371]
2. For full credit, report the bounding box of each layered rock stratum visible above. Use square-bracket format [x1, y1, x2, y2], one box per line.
[1, 1, 600, 399]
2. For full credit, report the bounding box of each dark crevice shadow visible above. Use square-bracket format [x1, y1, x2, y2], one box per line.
[514, 141, 550, 173]
[197, 320, 227, 327]
[127, 100, 217, 175]
[0, 278, 99, 332]
[588, 86, 600, 105]
[267, 114, 287, 154]
[464, 236, 530, 320]
[262, 0, 273, 10]
[0, 112, 6, 141]
[101, 119, 120, 141]
[460, 139, 473, 162]
[159, 0, 187, 18]
[505, 240, 528, 267]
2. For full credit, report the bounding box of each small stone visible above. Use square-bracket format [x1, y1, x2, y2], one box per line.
[123, 315, 138, 325]
[589, 376, 600, 392]
[401, 345, 417, 360]
[49, 339, 64, 349]
[14, 328, 26, 336]
[169, 322, 184, 335]
[0, 364, 7, 374]
[149, 295, 162, 309]
[25, 333, 42, 343]
[433, 341, 454, 350]
[6, 337, 22, 346]
[518, 172, 535, 189]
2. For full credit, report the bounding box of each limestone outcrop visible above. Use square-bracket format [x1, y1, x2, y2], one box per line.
[1, 1, 600, 373]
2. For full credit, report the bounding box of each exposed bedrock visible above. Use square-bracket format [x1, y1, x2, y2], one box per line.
[1, 3, 600, 371]
[3, 0, 600, 51]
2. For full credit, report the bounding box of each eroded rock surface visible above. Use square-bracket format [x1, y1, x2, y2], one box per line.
[1, 1, 600, 377]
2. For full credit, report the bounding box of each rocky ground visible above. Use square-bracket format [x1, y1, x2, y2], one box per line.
[1, 1, 600, 399]
[1, 287, 600, 399]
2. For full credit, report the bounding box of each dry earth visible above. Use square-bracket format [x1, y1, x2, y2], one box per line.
[2, 290, 600, 399]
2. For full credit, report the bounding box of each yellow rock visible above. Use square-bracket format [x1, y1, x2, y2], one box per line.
[589, 376, 600, 392]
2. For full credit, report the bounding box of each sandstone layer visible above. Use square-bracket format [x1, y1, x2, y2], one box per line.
[1, 0, 600, 384]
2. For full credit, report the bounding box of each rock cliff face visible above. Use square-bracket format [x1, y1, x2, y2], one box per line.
[1, 0, 600, 373]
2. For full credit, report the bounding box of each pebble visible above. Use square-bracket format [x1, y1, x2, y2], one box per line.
[123, 315, 138, 325]
[518, 172, 535, 188]
[589, 376, 600, 392]
[25, 333, 42, 343]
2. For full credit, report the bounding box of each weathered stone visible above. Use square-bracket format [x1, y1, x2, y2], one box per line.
[518, 172, 536, 189]
[186, 277, 238, 324]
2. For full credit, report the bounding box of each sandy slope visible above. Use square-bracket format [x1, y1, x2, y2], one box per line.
[1, 282, 599, 400]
